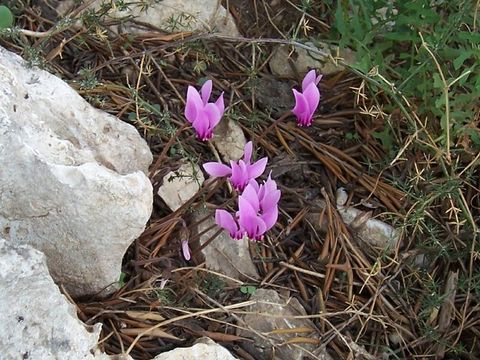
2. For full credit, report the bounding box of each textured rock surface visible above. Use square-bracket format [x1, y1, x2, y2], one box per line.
[306, 188, 400, 253]
[256, 77, 296, 117]
[0, 239, 131, 360]
[212, 118, 247, 162]
[157, 163, 204, 212]
[58, 0, 239, 36]
[153, 337, 238, 360]
[335, 188, 400, 252]
[270, 42, 356, 78]
[0, 46, 153, 297]
[194, 210, 259, 280]
[238, 289, 320, 360]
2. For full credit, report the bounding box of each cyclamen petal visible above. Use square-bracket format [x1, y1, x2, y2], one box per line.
[261, 206, 278, 231]
[247, 157, 268, 179]
[181, 240, 191, 261]
[241, 183, 260, 213]
[185, 80, 225, 140]
[215, 209, 240, 239]
[261, 190, 281, 213]
[185, 86, 203, 123]
[292, 90, 312, 126]
[230, 160, 249, 190]
[302, 83, 320, 115]
[201, 80, 213, 104]
[204, 102, 222, 128]
[292, 70, 322, 127]
[214, 92, 225, 115]
[247, 178, 260, 193]
[302, 69, 317, 90]
[203, 162, 232, 177]
[202, 142, 268, 191]
[238, 198, 266, 239]
[192, 116, 209, 140]
[243, 141, 253, 164]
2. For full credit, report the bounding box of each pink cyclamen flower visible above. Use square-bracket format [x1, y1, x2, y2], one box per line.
[292, 69, 322, 127]
[215, 176, 280, 241]
[203, 141, 268, 191]
[185, 80, 224, 140]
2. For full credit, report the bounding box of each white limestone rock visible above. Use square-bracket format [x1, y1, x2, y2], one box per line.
[57, 0, 239, 36]
[0, 46, 153, 297]
[157, 163, 204, 212]
[0, 239, 131, 360]
[153, 337, 238, 360]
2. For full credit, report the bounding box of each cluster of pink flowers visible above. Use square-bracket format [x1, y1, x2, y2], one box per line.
[204, 141, 280, 242]
[215, 176, 280, 241]
[181, 71, 322, 259]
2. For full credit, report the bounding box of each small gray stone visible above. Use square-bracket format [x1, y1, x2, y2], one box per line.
[212, 118, 247, 162]
[237, 289, 320, 360]
[307, 188, 400, 254]
[270, 42, 356, 78]
[256, 77, 295, 116]
[157, 163, 204, 212]
[153, 337, 238, 360]
[193, 210, 259, 281]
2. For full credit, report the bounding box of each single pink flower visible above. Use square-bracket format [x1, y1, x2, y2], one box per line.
[185, 80, 225, 140]
[215, 176, 280, 241]
[203, 141, 268, 191]
[292, 69, 322, 127]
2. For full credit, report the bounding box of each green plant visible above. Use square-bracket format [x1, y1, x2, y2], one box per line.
[0, 5, 13, 29]
[118, 272, 126, 287]
[240, 285, 257, 295]
[200, 273, 225, 298]
[333, 0, 479, 154]
[78, 67, 101, 90]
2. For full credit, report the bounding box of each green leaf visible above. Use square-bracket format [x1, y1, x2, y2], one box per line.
[432, 73, 443, 89]
[372, 127, 393, 151]
[240, 286, 256, 295]
[467, 128, 480, 147]
[198, 76, 209, 86]
[127, 112, 137, 121]
[457, 31, 480, 44]
[118, 272, 126, 287]
[352, 55, 371, 73]
[453, 51, 473, 71]
[150, 103, 161, 114]
[383, 31, 417, 42]
[335, 1, 347, 38]
[0, 6, 13, 29]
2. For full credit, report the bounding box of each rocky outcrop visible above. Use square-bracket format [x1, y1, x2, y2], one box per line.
[57, 0, 239, 36]
[0, 46, 153, 297]
[0, 239, 131, 360]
